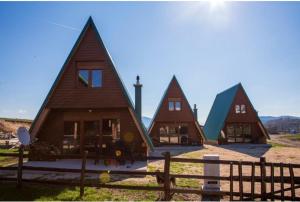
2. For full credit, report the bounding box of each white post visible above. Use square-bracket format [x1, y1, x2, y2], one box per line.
[202, 154, 221, 191]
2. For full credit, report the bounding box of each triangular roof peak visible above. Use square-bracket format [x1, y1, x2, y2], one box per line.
[148, 75, 206, 140]
[204, 83, 269, 141]
[30, 17, 153, 150]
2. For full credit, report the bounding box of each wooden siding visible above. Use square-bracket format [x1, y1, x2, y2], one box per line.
[150, 122, 203, 146]
[149, 78, 203, 146]
[154, 79, 195, 122]
[47, 26, 128, 109]
[222, 87, 266, 144]
[36, 108, 147, 155]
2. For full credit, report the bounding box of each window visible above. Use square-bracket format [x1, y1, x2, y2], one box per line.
[63, 121, 80, 153]
[78, 69, 102, 88]
[168, 101, 174, 111]
[168, 100, 181, 111]
[241, 105, 246, 113]
[226, 124, 252, 143]
[102, 119, 120, 140]
[92, 70, 102, 87]
[175, 101, 181, 111]
[159, 124, 188, 144]
[235, 105, 241, 113]
[78, 70, 89, 88]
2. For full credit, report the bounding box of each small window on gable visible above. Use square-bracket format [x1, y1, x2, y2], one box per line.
[78, 70, 89, 88]
[235, 105, 240, 114]
[175, 101, 181, 111]
[169, 101, 174, 111]
[92, 70, 102, 87]
[241, 105, 246, 113]
[78, 69, 102, 88]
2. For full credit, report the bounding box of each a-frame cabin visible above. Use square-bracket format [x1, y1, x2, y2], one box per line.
[30, 17, 153, 158]
[148, 76, 206, 146]
[204, 83, 270, 144]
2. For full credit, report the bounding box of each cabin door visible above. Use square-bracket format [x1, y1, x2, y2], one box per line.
[82, 120, 100, 153]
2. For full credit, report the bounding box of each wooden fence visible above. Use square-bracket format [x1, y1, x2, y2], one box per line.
[0, 146, 299, 201]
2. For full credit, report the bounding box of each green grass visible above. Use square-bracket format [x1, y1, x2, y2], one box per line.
[0, 148, 29, 167]
[0, 182, 159, 201]
[0, 148, 19, 167]
[0, 148, 18, 153]
[285, 134, 300, 140]
[269, 142, 286, 148]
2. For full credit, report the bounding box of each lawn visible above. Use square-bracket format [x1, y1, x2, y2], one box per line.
[285, 134, 300, 140]
[0, 148, 19, 167]
[0, 182, 160, 201]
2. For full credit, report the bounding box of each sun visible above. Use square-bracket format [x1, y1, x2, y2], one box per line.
[209, 0, 226, 11]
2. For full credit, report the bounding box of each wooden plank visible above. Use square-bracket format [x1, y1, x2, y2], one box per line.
[260, 157, 266, 201]
[17, 145, 24, 188]
[270, 163, 275, 201]
[280, 163, 284, 200]
[251, 162, 255, 200]
[238, 161, 243, 200]
[289, 164, 295, 200]
[80, 151, 88, 198]
[229, 162, 233, 201]
[163, 152, 171, 201]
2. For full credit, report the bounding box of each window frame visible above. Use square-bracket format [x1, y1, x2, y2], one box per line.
[168, 101, 175, 111]
[77, 68, 103, 89]
[241, 104, 246, 114]
[175, 101, 181, 111]
[235, 105, 241, 114]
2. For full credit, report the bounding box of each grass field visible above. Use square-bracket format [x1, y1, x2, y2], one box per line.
[0, 148, 19, 167]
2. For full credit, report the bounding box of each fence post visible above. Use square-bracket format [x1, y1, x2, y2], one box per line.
[229, 162, 233, 201]
[260, 157, 266, 201]
[289, 164, 295, 201]
[280, 162, 284, 200]
[270, 163, 274, 201]
[80, 150, 88, 198]
[251, 162, 255, 200]
[163, 152, 171, 201]
[238, 161, 243, 201]
[17, 144, 24, 188]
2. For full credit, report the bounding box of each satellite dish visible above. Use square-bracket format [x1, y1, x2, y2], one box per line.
[17, 127, 30, 146]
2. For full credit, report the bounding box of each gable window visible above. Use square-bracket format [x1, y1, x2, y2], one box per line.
[78, 70, 89, 88]
[78, 69, 102, 88]
[241, 105, 246, 113]
[168, 99, 181, 111]
[168, 101, 174, 111]
[175, 101, 181, 111]
[92, 70, 102, 87]
[235, 105, 240, 113]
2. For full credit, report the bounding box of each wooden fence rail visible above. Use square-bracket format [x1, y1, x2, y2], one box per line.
[0, 148, 299, 201]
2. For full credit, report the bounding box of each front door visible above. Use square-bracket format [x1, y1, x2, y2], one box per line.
[83, 120, 100, 152]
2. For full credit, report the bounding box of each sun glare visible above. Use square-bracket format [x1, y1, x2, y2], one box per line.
[209, 0, 226, 11]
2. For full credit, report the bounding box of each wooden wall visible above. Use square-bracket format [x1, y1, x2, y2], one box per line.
[149, 78, 203, 146]
[47, 26, 128, 109]
[222, 87, 266, 144]
[36, 108, 147, 155]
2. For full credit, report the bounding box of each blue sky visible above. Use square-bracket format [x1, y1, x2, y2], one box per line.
[0, 2, 300, 124]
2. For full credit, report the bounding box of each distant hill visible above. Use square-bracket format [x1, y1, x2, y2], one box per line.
[142, 116, 152, 129]
[0, 118, 32, 135]
[260, 115, 300, 124]
[260, 116, 300, 134]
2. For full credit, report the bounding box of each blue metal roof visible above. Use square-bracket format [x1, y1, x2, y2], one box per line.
[203, 83, 240, 141]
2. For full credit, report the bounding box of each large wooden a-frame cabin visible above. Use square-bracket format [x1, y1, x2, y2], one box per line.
[30, 17, 153, 158]
[204, 83, 270, 144]
[148, 76, 206, 146]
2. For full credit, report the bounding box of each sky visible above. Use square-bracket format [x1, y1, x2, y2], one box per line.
[0, 1, 300, 124]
